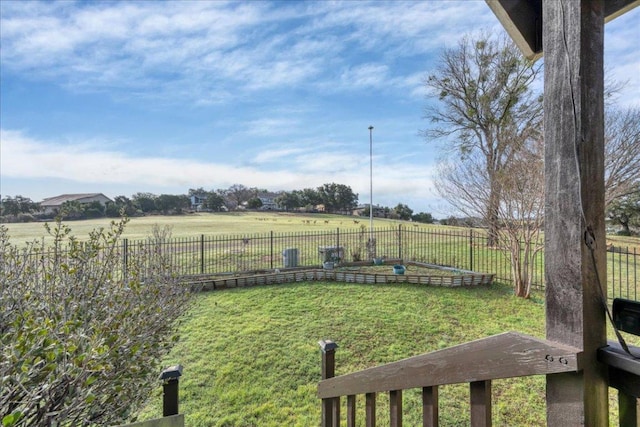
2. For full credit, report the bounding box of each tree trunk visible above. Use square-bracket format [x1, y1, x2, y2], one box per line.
[486, 180, 501, 247]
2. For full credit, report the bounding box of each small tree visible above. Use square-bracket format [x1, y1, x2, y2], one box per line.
[0, 217, 190, 426]
[393, 203, 413, 221]
[495, 138, 545, 298]
[607, 192, 640, 235]
[204, 191, 226, 212]
[412, 212, 435, 224]
[132, 192, 158, 213]
[275, 191, 301, 211]
[246, 197, 263, 209]
[0, 195, 38, 218]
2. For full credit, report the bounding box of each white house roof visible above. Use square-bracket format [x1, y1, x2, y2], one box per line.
[40, 193, 112, 207]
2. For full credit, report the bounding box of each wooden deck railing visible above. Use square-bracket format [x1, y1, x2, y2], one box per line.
[318, 332, 583, 427]
[318, 334, 640, 426]
[598, 342, 640, 426]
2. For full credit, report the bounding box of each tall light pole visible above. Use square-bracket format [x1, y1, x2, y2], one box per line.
[368, 126, 374, 244]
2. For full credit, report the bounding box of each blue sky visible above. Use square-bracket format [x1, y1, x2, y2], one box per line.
[1, 1, 639, 217]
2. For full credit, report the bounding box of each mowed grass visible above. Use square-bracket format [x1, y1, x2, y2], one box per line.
[137, 281, 639, 427]
[137, 281, 551, 426]
[6, 211, 637, 249]
[3, 212, 419, 245]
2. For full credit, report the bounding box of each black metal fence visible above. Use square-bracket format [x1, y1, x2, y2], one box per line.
[119, 225, 638, 301]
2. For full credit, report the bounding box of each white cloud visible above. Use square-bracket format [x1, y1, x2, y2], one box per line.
[340, 63, 389, 88]
[0, 129, 438, 208]
[252, 147, 307, 164]
[0, 1, 502, 104]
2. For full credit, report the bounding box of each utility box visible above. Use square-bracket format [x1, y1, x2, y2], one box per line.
[282, 248, 299, 268]
[318, 246, 344, 263]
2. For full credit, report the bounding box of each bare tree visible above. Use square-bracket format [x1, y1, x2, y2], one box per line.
[422, 31, 542, 246]
[605, 106, 640, 206]
[434, 153, 490, 222]
[495, 137, 545, 298]
[224, 184, 258, 210]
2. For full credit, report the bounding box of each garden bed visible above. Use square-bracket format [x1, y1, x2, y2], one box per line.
[186, 261, 494, 291]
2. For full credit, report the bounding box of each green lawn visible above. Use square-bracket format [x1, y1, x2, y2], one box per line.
[138, 282, 546, 426]
[136, 281, 638, 426]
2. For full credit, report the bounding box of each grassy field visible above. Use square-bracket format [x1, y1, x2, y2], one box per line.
[2, 212, 421, 244]
[136, 281, 638, 427]
[5, 212, 638, 299]
[4, 211, 637, 250]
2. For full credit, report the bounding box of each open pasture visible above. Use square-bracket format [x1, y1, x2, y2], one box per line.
[2, 212, 437, 244]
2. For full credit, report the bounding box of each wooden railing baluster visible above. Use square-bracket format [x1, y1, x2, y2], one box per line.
[422, 386, 438, 427]
[470, 380, 491, 427]
[365, 392, 376, 427]
[332, 396, 340, 427]
[390, 389, 402, 427]
[346, 394, 356, 427]
[318, 333, 587, 427]
[618, 390, 639, 427]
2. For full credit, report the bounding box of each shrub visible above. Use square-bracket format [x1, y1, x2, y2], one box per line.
[0, 218, 190, 426]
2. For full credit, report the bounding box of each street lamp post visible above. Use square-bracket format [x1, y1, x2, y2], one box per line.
[368, 125, 374, 251]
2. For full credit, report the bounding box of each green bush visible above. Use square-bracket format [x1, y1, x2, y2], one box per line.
[0, 218, 190, 426]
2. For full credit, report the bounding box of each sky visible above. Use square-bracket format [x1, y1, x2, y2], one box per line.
[1, 1, 639, 217]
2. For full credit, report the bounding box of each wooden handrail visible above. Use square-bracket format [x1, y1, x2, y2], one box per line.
[318, 331, 583, 427]
[319, 331, 582, 399]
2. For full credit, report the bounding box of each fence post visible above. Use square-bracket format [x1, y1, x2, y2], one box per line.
[469, 229, 474, 272]
[160, 365, 183, 417]
[270, 231, 274, 270]
[398, 224, 402, 260]
[319, 340, 339, 427]
[201, 235, 205, 274]
[123, 238, 128, 279]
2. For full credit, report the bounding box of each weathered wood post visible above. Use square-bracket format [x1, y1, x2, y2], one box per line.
[319, 340, 339, 427]
[487, 0, 640, 424]
[543, 1, 608, 424]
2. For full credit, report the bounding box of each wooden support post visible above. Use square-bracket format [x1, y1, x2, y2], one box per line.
[543, 1, 609, 425]
[319, 340, 338, 427]
[365, 392, 376, 427]
[470, 380, 491, 427]
[422, 386, 439, 427]
[390, 389, 402, 427]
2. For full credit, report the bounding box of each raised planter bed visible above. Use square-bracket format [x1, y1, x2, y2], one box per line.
[186, 261, 494, 292]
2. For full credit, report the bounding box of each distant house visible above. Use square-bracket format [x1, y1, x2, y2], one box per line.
[257, 193, 281, 210]
[39, 193, 112, 215]
[353, 204, 386, 218]
[190, 194, 207, 211]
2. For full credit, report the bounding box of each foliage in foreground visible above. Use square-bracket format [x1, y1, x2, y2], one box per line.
[0, 219, 190, 426]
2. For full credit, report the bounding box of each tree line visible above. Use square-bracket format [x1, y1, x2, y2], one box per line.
[0, 183, 436, 224]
